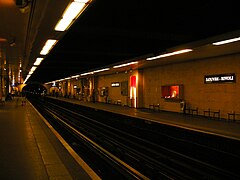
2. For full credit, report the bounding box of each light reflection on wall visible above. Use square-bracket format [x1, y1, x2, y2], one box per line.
[0, 0, 15, 6]
[130, 75, 137, 108]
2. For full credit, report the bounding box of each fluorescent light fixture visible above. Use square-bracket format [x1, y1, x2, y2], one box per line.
[93, 68, 110, 73]
[55, 18, 71, 32]
[74, 0, 90, 2]
[63, 2, 85, 20]
[55, 0, 90, 31]
[57, 78, 66, 82]
[146, 49, 193, 61]
[28, 66, 37, 75]
[34, 58, 44, 66]
[23, 75, 31, 84]
[71, 75, 80, 78]
[30, 66, 37, 72]
[212, 37, 240, 45]
[113, 61, 138, 69]
[81, 72, 93, 76]
[40, 39, 57, 55]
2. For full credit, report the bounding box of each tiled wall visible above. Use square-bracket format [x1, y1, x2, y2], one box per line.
[97, 71, 130, 105]
[143, 53, 240, 118]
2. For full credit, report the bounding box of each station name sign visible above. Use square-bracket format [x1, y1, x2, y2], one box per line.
[205, 73, 236, 84]
[111, 82, 120, 87]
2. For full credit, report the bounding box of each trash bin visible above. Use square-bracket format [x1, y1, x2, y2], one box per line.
[180, 100, 186, 114]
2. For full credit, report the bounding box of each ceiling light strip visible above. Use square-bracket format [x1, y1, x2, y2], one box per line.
[23, 75, 31, 84]
[81, 72, 94, 76]
[74, 0, 90, 2]
[30, 66, 37, 72]
[40, 39, 58, 55]
[63, 2, 85, 20]
[93, 68, 110, 73]
[212, 37, 240, 45]
[113, 62, 138, 69]
[146, 49, 193, 61]
[55, 0, 91, 31]
[33, 58, 44, 66]
[71, 75, 80, 78]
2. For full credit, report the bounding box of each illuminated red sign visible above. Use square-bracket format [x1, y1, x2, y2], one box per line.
[130, 76, 136, 87]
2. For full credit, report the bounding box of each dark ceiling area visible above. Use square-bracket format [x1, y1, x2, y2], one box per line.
[28, 0, 240, 83]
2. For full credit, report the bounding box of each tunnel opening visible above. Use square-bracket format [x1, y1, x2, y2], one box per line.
[22, 83, 47, 96]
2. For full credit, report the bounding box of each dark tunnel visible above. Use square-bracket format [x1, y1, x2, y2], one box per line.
[22, 83, 47, 95]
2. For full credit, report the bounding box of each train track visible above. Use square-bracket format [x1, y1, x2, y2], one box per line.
[29, 96, 240, 179]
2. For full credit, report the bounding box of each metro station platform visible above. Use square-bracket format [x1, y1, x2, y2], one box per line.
[0, 97, 97, 179]
[1, 96, 240, 179]
[49, 96, 240, 141]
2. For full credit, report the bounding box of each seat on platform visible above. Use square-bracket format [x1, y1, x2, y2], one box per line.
[1, 97, 6, 105]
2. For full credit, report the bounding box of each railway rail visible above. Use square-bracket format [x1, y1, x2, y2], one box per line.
[29, 95, 240, 179]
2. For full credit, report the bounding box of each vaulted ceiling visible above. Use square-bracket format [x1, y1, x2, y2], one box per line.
[1, 0, 240, 84]
[0, 0, 72, 84]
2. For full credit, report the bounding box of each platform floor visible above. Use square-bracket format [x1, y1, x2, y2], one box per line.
[0, 97, 95, 180]
[49, 96, 240, 141]
[1, 96, 240, 179]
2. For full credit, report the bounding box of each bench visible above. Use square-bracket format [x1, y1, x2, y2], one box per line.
[185, 107, 191, 114]
[228, 112, 240, 121]
[149, 104, 160, 111]
[114, 100, 121, 105]
[0, 97, 6, 105]
[204, 109, 220, 119]
[183, 105, 198, 115]
[191, 108, 198, 115]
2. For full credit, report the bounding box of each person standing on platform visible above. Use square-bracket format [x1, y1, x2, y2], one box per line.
[21, 94, 26, 106]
